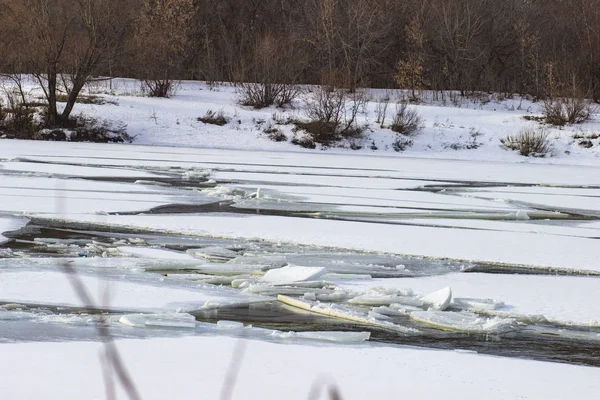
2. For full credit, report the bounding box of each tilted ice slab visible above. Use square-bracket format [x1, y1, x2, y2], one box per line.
[336, 273, 600, 327]
[0, 216, 28, 244]
[1, 335, 599, 400]
[0, 270, 263, 313]
[40, 213, 600, 273]
[262, 266, 326, 285]
[410, 310, 516, 333]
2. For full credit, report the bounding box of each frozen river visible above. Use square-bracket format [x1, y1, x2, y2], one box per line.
[1, 140, 599, 399]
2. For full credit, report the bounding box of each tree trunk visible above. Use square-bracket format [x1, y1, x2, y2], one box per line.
[61, 78, 86, 121]
[46, 69, 59, 127]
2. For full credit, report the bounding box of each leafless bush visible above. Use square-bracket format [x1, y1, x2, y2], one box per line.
[263, 125, 287, 142]
[543, 97, 592, 126]
[66, 115, 131, 143]
[501, 127, 553, 157]
[236, 34, 304, 109]
[143, 79, 177, 98]
[198, 109, 229, 126]
[0, 89, 42, 139]
[295, 86, 367, 145]
[392, 136, 414, 152]
[390, 102, 422, 135]
[237, 82, 301, 109]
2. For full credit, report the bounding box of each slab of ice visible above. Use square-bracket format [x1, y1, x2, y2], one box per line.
[228, 255, 287, 270]
[0, 270, 259, 313]
[116, 246, 198, 260]
[273, 330, 370, 343]
[346, 273, 600, 327]
[119, 313, 196, 329]
[216, 320, 245, 330]
[0, 216, 28, 244]
[420, 287, 452, 311]
[187, 247, 239, 262]
[453, 298, 505, 312]
[262, 266, 326, 285]
[348, 294, 416, 307]
[410, 310, 517, 333]
[278, 295, 419, 334]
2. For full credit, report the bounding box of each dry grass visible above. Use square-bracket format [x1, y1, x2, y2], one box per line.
[501, 127, 553, 157]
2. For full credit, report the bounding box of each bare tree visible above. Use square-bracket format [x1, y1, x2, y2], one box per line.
[0, 0, 134, 126]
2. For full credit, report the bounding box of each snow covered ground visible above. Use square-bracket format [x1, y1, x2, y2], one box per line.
[1, 79, 600, 399]
[2, 336, 599, 400]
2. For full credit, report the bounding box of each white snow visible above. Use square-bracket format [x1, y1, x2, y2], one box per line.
[0, 335, 598, 400]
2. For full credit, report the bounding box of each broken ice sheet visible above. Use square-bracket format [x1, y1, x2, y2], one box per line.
[0, 270, 266, 313]
[410, 310, 517, 334]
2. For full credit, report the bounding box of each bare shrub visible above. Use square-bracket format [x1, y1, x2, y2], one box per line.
[0, 89, 42, 139]
[501, 127, 553, 157]
[143, 80, 177, 98]
[236, 34, 304, 109]
[543, 97, 592, 126]
[263, 126, 287, 142]
[392, 136, 414, 152]
[237, 82, 301, 109]
[198, 109, 229, 126]
[67, 116, 131, 143]
[295, 86, 367, 145]
[390, 102, 422, 135]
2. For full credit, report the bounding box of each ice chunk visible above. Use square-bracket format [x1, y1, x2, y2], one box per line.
[277, 295, 419, 334]
[216, 320, 245, 330]
[229, 255, 288, 270]
[410, 310, 516, 333]
[274, 331, 371, 343]
[119, 313, 196, 329]
[419, 287, 452, 311]
[183, 169, 211, 180]
[389, 304, 424, 314]
[116, 246, 197, 260]
[348, 294, 415, 307]
[187, 247, 239, 262]
[453, 298, 505, 312]
[321, 273, 372, 281]
[262, 266, 326, 285]
[0, 309, 36, 321]
[372, 306, 418, 316]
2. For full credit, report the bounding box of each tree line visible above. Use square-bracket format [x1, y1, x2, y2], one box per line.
[0, 0, 599, 125]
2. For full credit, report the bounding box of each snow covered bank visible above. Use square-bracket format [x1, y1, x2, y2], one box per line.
[0, 335, 598, 400]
